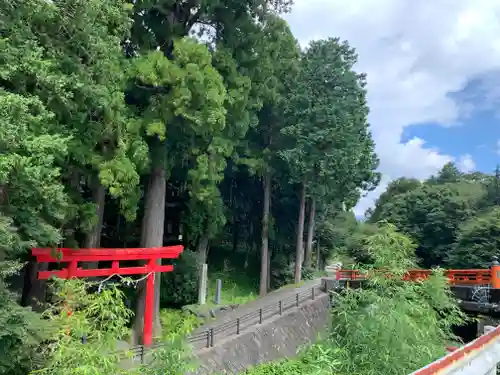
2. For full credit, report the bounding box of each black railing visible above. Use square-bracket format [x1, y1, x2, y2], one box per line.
[187, 284, 325, 349]
[117, 282, 327, 364]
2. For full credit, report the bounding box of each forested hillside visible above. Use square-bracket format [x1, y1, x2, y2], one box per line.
[334, 163, 500, 269]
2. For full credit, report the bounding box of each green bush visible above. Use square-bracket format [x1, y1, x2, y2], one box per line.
[160, 250, 200, 308]
[0, 261, 47, 375]
[35, 278, 193, 375]
[328, 224, 466, 375]
[270, 255, 316, 289]
[246, 343, 342, 375]
[35, 278, 133, 375]
[160, 308, 201, 337]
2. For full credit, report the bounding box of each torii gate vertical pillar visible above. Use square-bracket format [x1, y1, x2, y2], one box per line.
[32, 246, 183, 346]
[143, 259, 156, 345]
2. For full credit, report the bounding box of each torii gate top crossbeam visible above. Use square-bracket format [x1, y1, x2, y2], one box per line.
[32, 246, 183, 280]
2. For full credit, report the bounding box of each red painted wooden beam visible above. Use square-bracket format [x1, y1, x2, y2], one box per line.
[32, 246, 183, 262]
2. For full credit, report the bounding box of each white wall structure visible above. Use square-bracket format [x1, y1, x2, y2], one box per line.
[410, 325, 500, 375]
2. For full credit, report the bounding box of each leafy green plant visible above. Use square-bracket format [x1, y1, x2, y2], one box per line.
[245, 343, 342, 375]
[33, 278, 195, 375]
[328, 224, 466, 375]
[160, 250, 200, 308]
[32, 278, 134, 375]
[138, 335, 195, 375]
[160, 309, 201, 337]
[0, 261, 47, 375]
[271, 255, 316, 289]
[447, 207, 500, 268]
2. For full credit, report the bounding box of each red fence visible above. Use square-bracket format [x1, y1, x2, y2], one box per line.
[336, 268, 496, 286]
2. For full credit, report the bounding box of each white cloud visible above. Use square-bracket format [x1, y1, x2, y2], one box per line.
[457, 154, 476, 172]
[284, 0, 500, 216]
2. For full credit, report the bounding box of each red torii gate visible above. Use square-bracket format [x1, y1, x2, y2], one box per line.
[31, 245, 183, 346]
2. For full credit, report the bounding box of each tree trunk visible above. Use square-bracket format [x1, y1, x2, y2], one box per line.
[197, 234, 209, 265]
[267, 248, 272, 291]
[82, 179, 106, 269]
[316, 239, 321, 271]
[244, 221, 253, 269]
[230, 176, 239, 254]
[294, 178, 307, 284]
[21, 260, 48, 312]
[259, 171, 271, 296]
[232, 217, 239, 254]
[197, 233, 209, 303]
[132, 165, 166, 345]
[304, 198, 316, 267]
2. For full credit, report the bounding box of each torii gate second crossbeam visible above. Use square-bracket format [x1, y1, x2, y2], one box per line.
[31, 245, 183, 346]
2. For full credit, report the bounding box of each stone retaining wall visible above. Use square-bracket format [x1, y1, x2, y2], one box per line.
[192, 292, 331, 374]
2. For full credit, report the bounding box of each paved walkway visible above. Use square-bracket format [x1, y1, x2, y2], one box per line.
[189, 278, 324, 349]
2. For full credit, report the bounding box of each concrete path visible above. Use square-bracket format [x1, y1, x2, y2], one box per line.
[188, 278, 325, 349]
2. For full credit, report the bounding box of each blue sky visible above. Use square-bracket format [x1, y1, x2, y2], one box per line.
[286, 0, 500, 215]
[402, 107, 500, 174]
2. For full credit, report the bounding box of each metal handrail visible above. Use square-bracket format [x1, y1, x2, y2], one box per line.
[114, 283, 326, 362]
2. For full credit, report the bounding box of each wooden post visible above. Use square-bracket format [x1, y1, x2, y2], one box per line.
[492, 257, 500, 289]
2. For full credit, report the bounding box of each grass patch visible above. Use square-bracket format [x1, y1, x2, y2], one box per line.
[205, 271, 257, 306]
[179, 271, 258, 320]
[159, 308, 202, 337]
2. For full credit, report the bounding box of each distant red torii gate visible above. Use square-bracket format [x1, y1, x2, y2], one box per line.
[31, 245, 183, 346]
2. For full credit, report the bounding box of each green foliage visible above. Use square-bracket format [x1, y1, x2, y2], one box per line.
[367, 163, 500, 268]
[3, 0, 471, 373]
[137, 337, 194, 375]
[317, 210, 380, 264]
[207, 271, 257, 305]
[482, 166, 500, 207]
[428, 162, 463, 185]
[31, 278, 194, 375]
[245, 343, 342, 375]
[1, 0, 144, 228]
[329, 224, 466, 375]
[34, 279, 133, 375]
[0, 90, 69, 257]
[0, 261, 47, 375]
[160, 309, 201, 337]
[160, 250, 200, 308]
[366, 177, 421, 222]
[270, 255, 295, 288]
[270, 254, 316, 288]
[280, 37, 379, 200]
[373, 178, 485, 266]
[447, 207, 500, 268]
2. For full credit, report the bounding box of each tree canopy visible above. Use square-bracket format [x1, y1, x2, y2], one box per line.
[367, 163, 500, 268]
